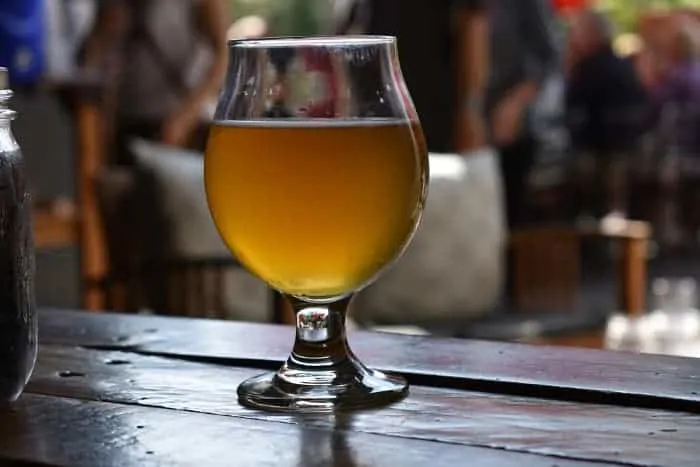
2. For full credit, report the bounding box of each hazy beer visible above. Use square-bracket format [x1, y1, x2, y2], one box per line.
[205, 119, 427, 298]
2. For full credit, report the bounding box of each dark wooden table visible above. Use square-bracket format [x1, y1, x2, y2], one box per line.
[1, 309, 699, 466]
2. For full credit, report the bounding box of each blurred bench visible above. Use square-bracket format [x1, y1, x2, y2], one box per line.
[46, 76, 296, 323]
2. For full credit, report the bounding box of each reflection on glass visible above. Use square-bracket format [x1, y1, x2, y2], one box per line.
[205, 36, 428, 412]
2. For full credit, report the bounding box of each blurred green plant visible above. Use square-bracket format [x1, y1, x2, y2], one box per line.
[596, 0, 700, 33]
[228, 0, 277, 18]
[229, 0, 331, 35]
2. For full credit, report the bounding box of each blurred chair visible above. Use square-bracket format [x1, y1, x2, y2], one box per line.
[378, 219, 651, 350]
[75, 96, 110, 311]
[510, 219, 650, 315]
[58, 82, 295, 323]
[93, 258, 290, 322]
[505, 219, 650, 347]
[32, 79, 110, 309]
[510, 226, 580, 312]
[94, 257, 237, 318]
[93, 163, 292, 323]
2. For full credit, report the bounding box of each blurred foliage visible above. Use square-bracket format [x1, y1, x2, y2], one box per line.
[228, 0, 332, 35]
[596, 0, 700, 33]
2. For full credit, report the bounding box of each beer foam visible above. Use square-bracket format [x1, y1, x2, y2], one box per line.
[213, 118, 412, 128]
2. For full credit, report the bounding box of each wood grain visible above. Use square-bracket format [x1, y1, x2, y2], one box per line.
[38, 310, 700, 412]
[0, 393, 616, 467]
[26, 345, 700, 467]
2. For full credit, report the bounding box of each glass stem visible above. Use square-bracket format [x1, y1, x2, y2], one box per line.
[285, 294, 354, 370]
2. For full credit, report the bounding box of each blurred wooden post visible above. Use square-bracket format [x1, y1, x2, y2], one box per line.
[587, 219, 650, 316]
[75, 102, 108, 311]
[617, 224, 650, 317]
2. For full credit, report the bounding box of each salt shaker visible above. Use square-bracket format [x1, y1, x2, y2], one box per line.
[0, 67, 37, 401]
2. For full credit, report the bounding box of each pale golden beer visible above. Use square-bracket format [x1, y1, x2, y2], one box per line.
[205, 119, 427, 298]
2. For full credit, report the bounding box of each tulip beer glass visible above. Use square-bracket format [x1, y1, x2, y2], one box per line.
[205, 37, 428, 412]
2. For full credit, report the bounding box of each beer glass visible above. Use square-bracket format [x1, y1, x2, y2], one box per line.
[205, 37, 428, 412]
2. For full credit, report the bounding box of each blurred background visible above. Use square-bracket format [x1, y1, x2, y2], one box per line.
[4, 0, 700, 356]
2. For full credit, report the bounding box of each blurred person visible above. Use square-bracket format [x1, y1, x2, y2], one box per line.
[80, 0, 229, 161]
[486, 0, 560, 228]
[652, 16, 700, 244]
[76, 0, 229, 315]
[335, 0, 489, 154]
[654, 16, 700, 159]
[335, 1, 506, 325]
[565, 9, 649, 219]
[45, 0, 96, 78]
[634, 46, 661, 92]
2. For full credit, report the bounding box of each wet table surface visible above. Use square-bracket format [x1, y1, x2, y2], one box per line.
[1, 309, 699, 466]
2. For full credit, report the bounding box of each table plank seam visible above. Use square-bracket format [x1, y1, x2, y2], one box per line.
[25, 388, 653, 467]
[30, 344, 700, 467]
[76, 344, 700, 415]
[7, 393, 635, 467]
[28, 367, 679, 467]
[33, 310, 700, 467]
[39, 310, 700, 412]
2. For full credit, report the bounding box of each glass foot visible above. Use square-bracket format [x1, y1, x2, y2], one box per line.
[237, 356, 408, 413]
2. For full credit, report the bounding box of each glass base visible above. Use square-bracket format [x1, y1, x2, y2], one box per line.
[237, 356, 408, 413]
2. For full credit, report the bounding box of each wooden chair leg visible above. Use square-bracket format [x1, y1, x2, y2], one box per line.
[76, 103, 108, 311]
[618, 236, 648, 316]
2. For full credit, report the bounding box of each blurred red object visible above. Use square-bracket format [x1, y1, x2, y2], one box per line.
[552, 0, 588, 14]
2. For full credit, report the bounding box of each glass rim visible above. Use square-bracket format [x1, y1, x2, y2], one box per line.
[228, 35, 396, 49]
